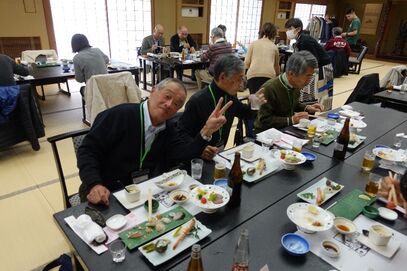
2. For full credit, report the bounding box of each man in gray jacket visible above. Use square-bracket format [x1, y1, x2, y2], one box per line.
[141, 24, 165, 55]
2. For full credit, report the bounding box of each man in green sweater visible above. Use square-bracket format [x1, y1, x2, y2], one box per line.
[341, 8, 361, 51]
[254, 51, 324, 133]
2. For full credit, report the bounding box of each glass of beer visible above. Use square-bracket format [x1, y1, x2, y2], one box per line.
[365, 173, 381, 197]
[361, 150, 375, 172]
[307, 124, 317, 139]
[292, 139, 302, 152]
[213, 162, 226, 180]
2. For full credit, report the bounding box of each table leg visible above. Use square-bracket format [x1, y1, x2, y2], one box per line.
[58, 80, 71, 97]
[143, 59, 147, 90]
[152, 62, 156, 86]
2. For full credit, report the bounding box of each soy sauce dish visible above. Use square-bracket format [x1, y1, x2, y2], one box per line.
[320, 240, 340, 258]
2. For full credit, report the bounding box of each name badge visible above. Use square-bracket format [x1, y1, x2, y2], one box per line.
[131, 169, 150, 184]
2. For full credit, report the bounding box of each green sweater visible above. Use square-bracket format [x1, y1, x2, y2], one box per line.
[254, 74, 306, 132]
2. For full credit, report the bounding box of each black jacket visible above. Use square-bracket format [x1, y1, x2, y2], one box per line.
[0, 54, 29, 86]
[170, 34, 197, 53]
[77, 103, 207, 198]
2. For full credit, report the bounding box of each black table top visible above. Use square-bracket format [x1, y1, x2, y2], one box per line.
[375, 90, 407, 105]
[53, 152, 337, 271]
[301, 102, 407, 159]
[171, 163, 407, 271]
[345, 121, 407, 174]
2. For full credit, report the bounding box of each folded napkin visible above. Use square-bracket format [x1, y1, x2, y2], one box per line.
[65, 215, 108, 254]
[339, 109, 360, 118]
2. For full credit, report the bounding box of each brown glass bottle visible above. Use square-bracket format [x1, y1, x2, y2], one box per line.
[333, 117, 350, 160]
[187, 244, 204, 271]
[228, 152, 243, 207]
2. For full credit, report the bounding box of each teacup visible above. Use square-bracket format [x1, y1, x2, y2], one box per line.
[242, 143, 255, 159]
[369, 225, 391, 246]
[299, 119, 311, 128]
[125, 184, 140, 202]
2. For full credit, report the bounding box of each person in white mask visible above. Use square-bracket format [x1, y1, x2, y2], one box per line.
[284, 18, 333, 110]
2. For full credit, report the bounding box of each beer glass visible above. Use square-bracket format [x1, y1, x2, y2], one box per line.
[365, 173, 381, 197]
[361, 150, 375, 172]
[213, 162, 226, 180]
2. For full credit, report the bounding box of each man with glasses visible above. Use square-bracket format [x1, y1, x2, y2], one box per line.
[177, 55, 265, 161]
[195, 27, 233, 89]
[254, 51, 324, 132]
[141, 24, 165, 55]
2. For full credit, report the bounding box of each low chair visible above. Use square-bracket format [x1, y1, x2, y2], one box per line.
[47, 128, 90, 209]
[348, 46, 368, 74]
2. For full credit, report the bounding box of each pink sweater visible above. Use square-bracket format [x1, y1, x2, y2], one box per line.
[245, 38, 279, 80]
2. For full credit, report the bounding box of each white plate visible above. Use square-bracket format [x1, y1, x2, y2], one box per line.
[372, 147, 406, 162]
[155, 170, 186, 191]
[297, 177, 344, 206]
[105, 214, 127, 231]
[113, 189, 148, 210]
[340, 118, 367, 129]
[219, 142, 263, 163]
[378, 207, 398, 221]
[138, 219, 211, 266]
[348, 135, 367, 149]
[190, 185, 229, 213]
[357, 233, 400, 258]
[377, 197, 406, 214]
[273, 150, 307, 166]
[287, 203, 334, 232]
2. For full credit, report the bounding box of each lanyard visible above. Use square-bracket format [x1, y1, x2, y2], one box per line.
[278, 75, 294, 116]
[208, 85, 227, 141]
[139, 102, 154, 169]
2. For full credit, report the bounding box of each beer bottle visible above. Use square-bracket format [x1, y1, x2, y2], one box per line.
[228, 152, 243, 207]
[333, 117, 350, 160]
[231, 229, 250, 271]
[187, 244, 204, 271]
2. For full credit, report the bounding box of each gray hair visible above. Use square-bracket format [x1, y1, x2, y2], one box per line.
[285, 51, 318, 75]
[211, 27, 224, 39]
[155, 78, 186, 94]
[213, 55, 244, 81]
[332, 27, 343, 36]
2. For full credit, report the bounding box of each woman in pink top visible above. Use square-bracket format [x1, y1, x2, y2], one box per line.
[245, 23, 280, 95]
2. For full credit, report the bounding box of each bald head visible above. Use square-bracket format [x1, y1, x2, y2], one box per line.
[153, 24, 164, 39]
[178, 26, 189, 40]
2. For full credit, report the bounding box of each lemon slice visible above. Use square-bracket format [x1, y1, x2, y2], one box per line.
[358, 194, 371, 201]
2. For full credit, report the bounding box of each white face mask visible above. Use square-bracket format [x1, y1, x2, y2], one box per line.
[286, 29, 297, 40]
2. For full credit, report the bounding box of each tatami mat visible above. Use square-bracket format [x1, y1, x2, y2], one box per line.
[0, 58, 401, 270]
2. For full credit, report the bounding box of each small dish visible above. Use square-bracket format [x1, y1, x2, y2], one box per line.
[320, 240, 340, 258]
[190, 185, 230, 213]
[327, 113, 340, 120]
[213, 178, 228, 188]
[106, 214, 127, 231]
[363, 206, 379, 219]
[188, 184, 199, 191]
[169, 189, 189, 205]
[369, 224, 392, 246]
[125, 184, 141, 203]
[378, 207, 398, 221]
[281, 233, 310, 256]
[155, 170, 186, 192]
[334, 217, 357, 235]
[301, 152, 316, 162]
[144, 199, 159, 213]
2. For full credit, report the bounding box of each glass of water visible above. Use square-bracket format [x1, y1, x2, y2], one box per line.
[109, 240, 126, 263]
[191, 158, 204, 180]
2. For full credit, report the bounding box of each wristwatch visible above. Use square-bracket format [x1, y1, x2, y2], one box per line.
[200, 130, 212, 142]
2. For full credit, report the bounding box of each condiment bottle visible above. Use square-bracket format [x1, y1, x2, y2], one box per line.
[228, 152, 243, 207]
[231, 229, 250, 271]
[333, 117, 350, 160]
[187, 244, 204, 271]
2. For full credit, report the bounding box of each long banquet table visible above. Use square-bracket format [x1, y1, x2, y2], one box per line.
[53, 102, 407, 271]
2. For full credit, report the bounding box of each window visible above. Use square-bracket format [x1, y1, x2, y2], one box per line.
[293, 3, 327, 30]
[50, 0, 151, 63]
[210, 0, 263, 47]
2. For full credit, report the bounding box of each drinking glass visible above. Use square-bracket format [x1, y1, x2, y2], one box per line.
[365, 173, 381, 197]
[312, 136, 321, 149]
[213, 162, 226, 180]
[292, 139, 302, 152]
[307, 124, 317, 139]
[249, 94, 261, 110]
[393, 134, 404, 148]
[361, 150, 375, 173]
[191, 158, 204, 180]
[109, 240, 126, 263]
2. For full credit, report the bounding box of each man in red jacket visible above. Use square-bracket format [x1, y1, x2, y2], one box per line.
[324, 27, 351, 57]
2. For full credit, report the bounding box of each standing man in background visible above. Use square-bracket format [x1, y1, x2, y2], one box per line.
[341, 8, 361, 51]
[141, 24, 165, 55]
